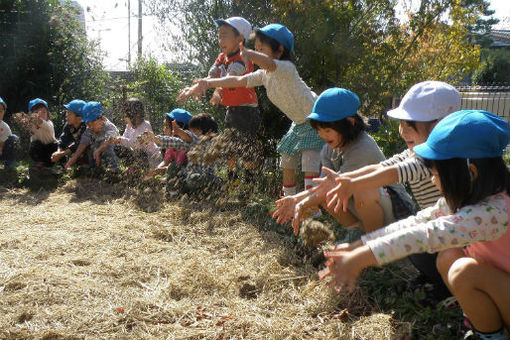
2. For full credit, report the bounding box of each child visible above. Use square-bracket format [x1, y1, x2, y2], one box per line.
[146, 113, 220, 197]
[180, 23, 324, 196]
[319, 110, 510, 340]
[142, 108, 193, 179]
[0, 97, 18, 169]
[162, 108, 193, 167]
[51, 99, 87, 165]
[65, 101, 120, 170]
[181, 16, 260, 182]
[272, 88, 413, 235]
[315, 81, 461, 300]
[27, 98, 58, 167]
[107, 98, 161, 170]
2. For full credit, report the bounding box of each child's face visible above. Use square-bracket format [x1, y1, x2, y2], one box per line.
[32, 105, 49, 120]
[398, 120, 435, 151]
[189, 127, 202, 137]
[66, 110, 82, 126]
[86, 117, 105, 133]
[255, 38, 279, 59]
[0, 104, 5, 121]
[124, 115, 133, 127]
[316, 127, 343, 149]
[218, 25, 242, 55]
[430, 167, 443, 193]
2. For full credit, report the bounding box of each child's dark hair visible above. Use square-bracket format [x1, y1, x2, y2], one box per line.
[188, 113, 218, 135]
[123, 97, 145, 128]
[424, 157, 510, 212]
[254, 30, 291, 61]
[402, 119, 437, 132]
[309, 114, 367, 147]
[165, 115, 187, 129]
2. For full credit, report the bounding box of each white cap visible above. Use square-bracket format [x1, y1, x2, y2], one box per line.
[215, 17, 252, 40]
[387, 81, 461, 122]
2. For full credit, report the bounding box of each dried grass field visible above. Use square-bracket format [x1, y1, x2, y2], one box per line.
[0, 178, 443, 340]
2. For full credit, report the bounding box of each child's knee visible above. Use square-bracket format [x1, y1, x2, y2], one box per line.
[447, 257, 478, 291]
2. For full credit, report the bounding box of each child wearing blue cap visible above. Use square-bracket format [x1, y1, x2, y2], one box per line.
[142, 108, 195, 180]
[273, 88, 414, 236]
[26, 98, 58, 167]
[65, 101, 120, 170]
[181, 23, 324, 196]
[320, 110, 510, 340]
[105, 98, 161, 171]
[51, 99, 87, 165]
[0, 97, 19, 169]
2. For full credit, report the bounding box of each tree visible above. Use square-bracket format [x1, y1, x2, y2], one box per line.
[472, 49, 510, 85]
[0, 0, 107, 127]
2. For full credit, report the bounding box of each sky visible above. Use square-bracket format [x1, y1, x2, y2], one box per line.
[76, 0, 510, 71]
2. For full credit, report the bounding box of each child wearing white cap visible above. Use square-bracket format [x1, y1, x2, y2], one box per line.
[314, 81, 461, 302]
[319, 110, 510, 340]
[182, 16, 260, 183]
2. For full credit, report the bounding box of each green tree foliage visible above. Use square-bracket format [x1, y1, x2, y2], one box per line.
[115, 57, 211, 134]
[472, 48, 510, 85]
[0, 0, 107, 127]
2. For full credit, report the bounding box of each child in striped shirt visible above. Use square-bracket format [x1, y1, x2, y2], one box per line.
[320, 110, 510, 340]
[315, 81, 461, 301]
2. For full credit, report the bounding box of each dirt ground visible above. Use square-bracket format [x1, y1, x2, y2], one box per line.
[0, 178, 409, 340]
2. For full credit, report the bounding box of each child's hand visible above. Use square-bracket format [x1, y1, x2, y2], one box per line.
[177, 83, 205, 103]
[106, 135, 120, 145]
[64, 158, 75, 169]
[323, 168, 353, 214]
[272, 196, 298, 225]
[51, 150, 65, 163]
[209, 90, 221, 106]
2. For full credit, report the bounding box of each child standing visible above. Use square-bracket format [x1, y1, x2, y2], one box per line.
[51, 99, 87, 165]
[316, 81, 461, 301]
[272, 88, 414, 235]
[65, 101, 120, 170]
[182, 16, 260, 182]
[180, 23, 324, 196]
[319, 110, 510, 340]
[0, 97, 18, 169]
[107, 98, 161, 170]
[27, 98, 58, 167]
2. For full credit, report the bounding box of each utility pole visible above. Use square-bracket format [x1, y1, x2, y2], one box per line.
[128, 0, 131, 66]
[137, 0, 142, 58]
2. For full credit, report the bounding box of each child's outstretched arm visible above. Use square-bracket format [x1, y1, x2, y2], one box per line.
[171, 120, 192, 143]
[239, 42, 277, 72]
[320, 165, 399, 214]
[65, 142, 87, 168]
[318, 244, 377, 292]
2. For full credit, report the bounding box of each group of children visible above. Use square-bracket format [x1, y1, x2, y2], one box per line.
[1, 15, 508, 340]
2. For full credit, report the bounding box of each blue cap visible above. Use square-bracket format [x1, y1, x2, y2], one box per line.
[0, 97, 6, 109]
[28, 98, 48, 112]
[166, 108, 192, 125]
[259, 24, 294, 52]
[82, 101, 103, 122]
[307, 88, 360, 122]
[63, 99, 86, 116]
[414, 110, 510, 160]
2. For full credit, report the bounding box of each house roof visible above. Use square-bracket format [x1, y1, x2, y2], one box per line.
[490, 30, 510, 48]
